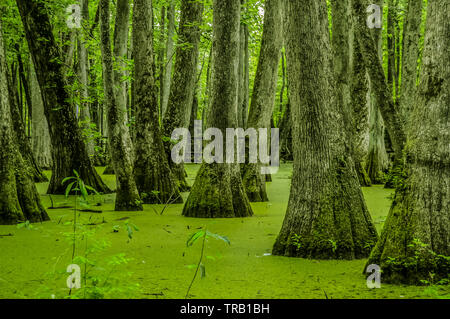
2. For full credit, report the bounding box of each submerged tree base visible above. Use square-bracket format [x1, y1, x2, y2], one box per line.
[272, 159, 378, 260]
[242, 163, 268, 202]
[183, 163, 253, 218]
[366, 164, 450, 284]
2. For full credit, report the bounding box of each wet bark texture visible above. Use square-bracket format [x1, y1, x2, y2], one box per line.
[331, 0, 371, 187]
[237, 0, 249, 128]
[242, 0, 283, 202]
[133, 0, 182, 205]
[161, 2, 175, 117]
[16, 0, 110, 195]
[350, 32, 371, 186]
[363, 0, 390, 184]
[182, 0, 253, 218]
[400, 0, 423, 120]
[99, 0, 142, 210]
[162, 0, 204, 193]
[0, 21, 49, 225]
[78, 0, 95, 159]
[353, 0, 406, 162]
[367, 0, 450, 284]
[30, 57, 52, 170]
[7, 64, 47, 183]
[272, 0, 378, 259]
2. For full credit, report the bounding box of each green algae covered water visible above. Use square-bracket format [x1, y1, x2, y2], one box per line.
[0, 164, 448, 299]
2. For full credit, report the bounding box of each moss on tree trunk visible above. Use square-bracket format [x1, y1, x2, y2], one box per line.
[0, 21, 49, 225]
[272, 0, 377, 259]
[182, 0, 253, 218]
[366, 0, 450, 284]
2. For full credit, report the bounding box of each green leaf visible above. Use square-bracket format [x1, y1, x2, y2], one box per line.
[186, 230, 205, 247]
[84, 184, 99, 195]
[79, 180, 88, 201]
[126, 225, 133, 240]
[65, 181, 76, 198]
[61, 176, 75, 185]
[206, 231, 231, 245]
[73, 170, 80, 178]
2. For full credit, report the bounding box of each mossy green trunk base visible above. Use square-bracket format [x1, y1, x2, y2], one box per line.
[272, 159, 378, 260]
[366, 165, 450, 284]
[183, 163, 253, 218]
[242, 163, 268, 202]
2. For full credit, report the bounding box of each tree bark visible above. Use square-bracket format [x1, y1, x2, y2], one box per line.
[349, 24, 371, 186]
[182, 0, 253, 218]
[363, 2, 390, 184]
[272, 0, 377, 259]
[30, 57, 52, 170]
[331, 0, 371, 187]
[133, 0, 182, 205]
[16, 0, 111, 195]
[162, 0, 204, 193]
[78, 0, 95, 159]
[400, 0, 423, 120]
[241, 0, 283, 202]
[161, 2, 175, 117]
[367, 0, 450, 283]
[0, 20, 49, 225]
[99, 0, 142, 211]
[353, 0, 406, 163]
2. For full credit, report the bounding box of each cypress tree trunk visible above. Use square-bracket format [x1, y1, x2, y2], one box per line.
[0, 21, 49, 225]
[367, 0, 450, 284]
[133, 0, 182, 205]
[6, 64, 47, 183]
[387, 0, 399, 100]
[241, 0, 283, 202]
[362, 0, 390, 184]
[162, 0, 204, 193]
[161, 2, 175, 117]
[158, 6, 166, 118]
[30, 57, 52, 170]
[279, 100, 293, 161]
[331, 0, 371, 187]
[78, 0, 95, 159]
[242, 24, 250, 128]
[400, 0, 423, 120]
[99, 0, 142, 211]
[366, 98, 390, 184]
[272, 0, 377, 259]
[182, 0, 253, 218]
[353, 0, 406, 164]
[237, 0, 249, 128]
[350, 29, 371, 186]
[16, 0, 111, 195]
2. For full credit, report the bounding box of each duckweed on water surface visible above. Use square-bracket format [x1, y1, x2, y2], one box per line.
[0, 164, 448, 299]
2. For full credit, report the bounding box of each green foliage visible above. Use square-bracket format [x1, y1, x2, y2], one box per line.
[290, 233, 302, 250]
[383, 238, 450, 285]
[185, 228, 230, 298]
[62, 170, 101, 211]
[17, 220, 33, 230]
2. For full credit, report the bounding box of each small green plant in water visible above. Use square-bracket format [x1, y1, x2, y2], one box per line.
[185, 228, 230, 299]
